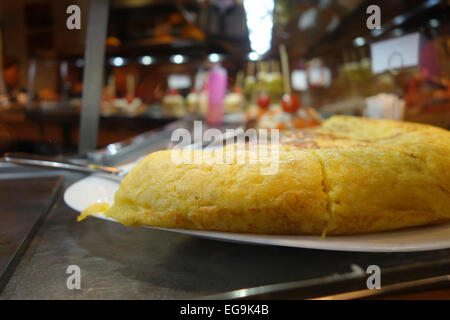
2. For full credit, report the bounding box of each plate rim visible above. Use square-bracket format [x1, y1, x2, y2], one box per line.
[64, 175, 450, 253]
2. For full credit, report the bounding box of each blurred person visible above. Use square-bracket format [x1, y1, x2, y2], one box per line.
[3, 56, 21, 92]
[2, 56, 27, 105]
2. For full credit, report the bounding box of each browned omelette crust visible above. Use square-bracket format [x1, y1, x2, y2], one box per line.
[279, 116, 450, 234]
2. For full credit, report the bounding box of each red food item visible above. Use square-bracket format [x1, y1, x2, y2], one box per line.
[309, 119, 321, 126]
[292, 117, 320, 129]
[276, 122, 287, 130]
[126, 95, 135, 103]
[168, 89, 179, 95]
[233, 87, 242, 94]
[257, 93, 271, 110]
[292, 117, 309, 129]
[281, 94, 300, 113]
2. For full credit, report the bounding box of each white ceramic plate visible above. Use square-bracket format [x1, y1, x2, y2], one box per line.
[64, 175, 450, 253]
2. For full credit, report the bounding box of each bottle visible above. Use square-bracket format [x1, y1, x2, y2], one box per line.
[207, 64, 227, 125]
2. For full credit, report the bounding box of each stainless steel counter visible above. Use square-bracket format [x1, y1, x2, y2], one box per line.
[0, 124, 449, 299]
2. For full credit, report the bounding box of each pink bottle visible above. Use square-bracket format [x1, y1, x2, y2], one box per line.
[207, 64, 227, 125]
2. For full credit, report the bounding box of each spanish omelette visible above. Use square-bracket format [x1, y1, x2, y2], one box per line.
[78, 116, 450, 235]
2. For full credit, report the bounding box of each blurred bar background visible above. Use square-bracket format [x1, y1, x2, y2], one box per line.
[0, 0, 447, 156]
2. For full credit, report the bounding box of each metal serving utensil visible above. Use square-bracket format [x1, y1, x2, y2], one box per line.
[2, 153, 124, 182]
[2, 123, 248, 181]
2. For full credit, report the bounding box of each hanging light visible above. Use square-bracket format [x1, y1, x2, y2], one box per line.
[139, 56, 154, 65]
[243, 0, 274, 56]
[170, 54, 186, 64]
